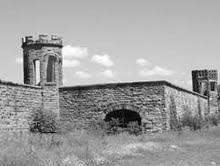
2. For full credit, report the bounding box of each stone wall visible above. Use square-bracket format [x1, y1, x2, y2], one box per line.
[0, 79, 209, 133]
[42, 83, 60, 116]
[0, 80, 59, 132]
[59, 81, 167, 133]
[59, 81, 209, 133]
[0, 81, 42, 131]
[164, 83, 208, 130]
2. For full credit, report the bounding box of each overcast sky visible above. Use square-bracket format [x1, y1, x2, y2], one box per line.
[0, 0, 220, 90]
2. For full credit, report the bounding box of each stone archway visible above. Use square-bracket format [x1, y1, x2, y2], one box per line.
[105, 109, 141, 128]
[103, 104, 143, 131]
[104, 104, 143, 115]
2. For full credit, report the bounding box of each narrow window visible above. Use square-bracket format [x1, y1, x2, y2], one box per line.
[47, 56, 55, 82]
[34, 60, 40, 85]
[210, 82, 216, 91]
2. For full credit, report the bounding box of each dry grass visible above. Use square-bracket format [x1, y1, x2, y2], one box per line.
[0, 126, 220, 166]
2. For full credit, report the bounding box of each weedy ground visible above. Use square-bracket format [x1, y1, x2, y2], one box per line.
[0, 126, 220, 166]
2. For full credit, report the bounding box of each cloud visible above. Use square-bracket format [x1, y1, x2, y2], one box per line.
[75, 71, 91, 79]
[16, 57, 23, 64]
[136, 58, 151, 66]
[63, 59, 80, 68]
[91, 54, 114, 67]
[99, 69, 114, 78]
[138, 66, 176, 77]
[63, 45, 88, 59]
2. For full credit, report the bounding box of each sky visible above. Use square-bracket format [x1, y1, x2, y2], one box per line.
[0, 0, 220, 90]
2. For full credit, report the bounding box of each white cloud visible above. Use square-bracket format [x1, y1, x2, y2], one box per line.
[91, 54, 114, 67]
[63, 45, 88, 59]
[75, 71, 91, 79]
[16, 57, 23, 64]
[138, 66, 176, 77]
[99, 69, 114, 78]
[63, 59, 80, 68]
[136, 58, 151, 66]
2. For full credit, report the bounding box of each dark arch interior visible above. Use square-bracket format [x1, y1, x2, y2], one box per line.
[104, 109, 141, 128]
[47, 56, 55, 82]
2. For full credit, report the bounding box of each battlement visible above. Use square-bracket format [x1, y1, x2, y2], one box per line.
[192, 69, 218, 80]
[22, 35, 63, 48]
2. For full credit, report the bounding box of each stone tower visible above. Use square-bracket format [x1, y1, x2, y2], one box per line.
[22, 35, 63, 86]
[21, 35, 63, 119]
[192, 70, 218, 114]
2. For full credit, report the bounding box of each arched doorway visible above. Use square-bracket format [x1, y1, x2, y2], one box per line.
[104, 109, 141, 128]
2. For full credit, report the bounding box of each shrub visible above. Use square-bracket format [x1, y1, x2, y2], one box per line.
[105, 118, 121, 134]
[205, 114, 220, 127]
[191, 114, 203, 131]
[181, 112, 204, 131]
[127, 121, 142, 135]
[30, 109, 58, 133]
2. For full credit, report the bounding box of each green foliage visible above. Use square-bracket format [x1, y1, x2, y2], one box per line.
[30, 109, 58, 133]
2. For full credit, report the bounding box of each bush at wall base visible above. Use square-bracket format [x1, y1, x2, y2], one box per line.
[30, 109, 58, 133]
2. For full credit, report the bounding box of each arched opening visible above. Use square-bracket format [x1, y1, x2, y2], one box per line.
[47, 56, 55, 82]
[104, 109, 141, 128]
[34, 60, 40, 85]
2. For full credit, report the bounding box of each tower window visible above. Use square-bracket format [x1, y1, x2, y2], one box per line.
[47, 56, 55, 82]
[34, 60, 40, 85]
[210, 82, 216, 91]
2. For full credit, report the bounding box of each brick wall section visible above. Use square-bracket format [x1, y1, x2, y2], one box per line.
[59, 81, 208, 133]
[164, 84, 208, 130]
[0, 81, 59, 132]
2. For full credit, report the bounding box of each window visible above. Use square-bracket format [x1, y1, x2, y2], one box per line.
[34, 60, 40, 85]
[47, 56, 55, 82]
[210, 82, 216, 91]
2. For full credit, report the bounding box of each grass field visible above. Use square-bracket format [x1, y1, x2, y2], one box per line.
[0, 126, 220, 166]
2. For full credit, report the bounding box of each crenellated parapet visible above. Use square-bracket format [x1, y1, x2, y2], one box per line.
[22, 35, 63, 48]
[192, 69, 218, 80]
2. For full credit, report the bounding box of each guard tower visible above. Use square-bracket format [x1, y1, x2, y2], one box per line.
[21, 35, 63, 119]
[192, 70, 218, 114]
[22, 35, 63, 86]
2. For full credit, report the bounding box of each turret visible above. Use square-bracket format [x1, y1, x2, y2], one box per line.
[21, 35, 63, 87]
[192, 70, 218, 114]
